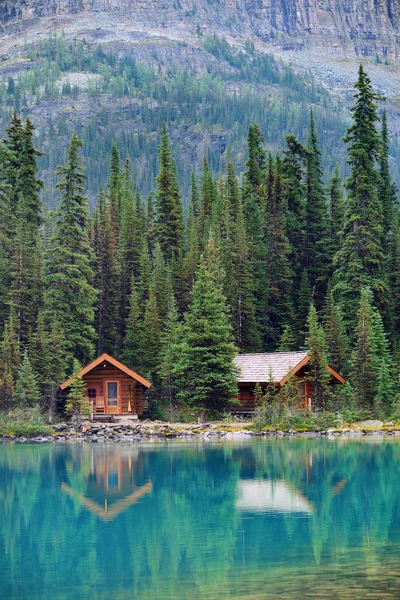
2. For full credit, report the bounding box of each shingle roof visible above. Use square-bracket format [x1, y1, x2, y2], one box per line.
[234, 351, 308, 384]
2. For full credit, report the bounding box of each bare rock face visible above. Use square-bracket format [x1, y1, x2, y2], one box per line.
[0, 0, 399, 55]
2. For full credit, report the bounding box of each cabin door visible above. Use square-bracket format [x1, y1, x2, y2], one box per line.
[105, 380, 121, 415]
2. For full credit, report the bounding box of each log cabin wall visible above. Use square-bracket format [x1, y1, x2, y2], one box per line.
[82, 363, 145, 416]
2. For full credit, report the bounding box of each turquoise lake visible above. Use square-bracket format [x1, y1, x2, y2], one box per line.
[1, 438, 400, 599]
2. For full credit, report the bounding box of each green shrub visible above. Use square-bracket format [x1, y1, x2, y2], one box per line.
[0, 407, 55, 437]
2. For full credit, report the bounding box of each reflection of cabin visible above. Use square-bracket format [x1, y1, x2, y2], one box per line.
[59, 353, 151, 417]
[234, 351, 345, 413]
[61, 446, 152, 521]
[236, 480, 313, 514]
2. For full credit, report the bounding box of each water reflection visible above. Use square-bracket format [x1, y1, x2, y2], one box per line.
[0, 439, 400, 599]
[60, 446, 152, 521]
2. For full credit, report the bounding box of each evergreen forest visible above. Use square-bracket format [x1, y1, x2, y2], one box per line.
[1, 65, 400, 424]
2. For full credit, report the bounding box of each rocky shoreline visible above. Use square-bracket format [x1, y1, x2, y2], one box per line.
[1, 420, 400, 443]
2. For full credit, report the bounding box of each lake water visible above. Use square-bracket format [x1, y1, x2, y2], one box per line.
[1, 438, 400, 599]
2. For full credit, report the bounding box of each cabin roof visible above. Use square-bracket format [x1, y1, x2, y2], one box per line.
[59, 353, 152, 390]
[234, 352, 345, 385]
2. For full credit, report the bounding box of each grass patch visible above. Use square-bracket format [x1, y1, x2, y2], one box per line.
[0, 407, 55, 438]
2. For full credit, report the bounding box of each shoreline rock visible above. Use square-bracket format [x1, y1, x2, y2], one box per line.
[1, 420, 400, 443]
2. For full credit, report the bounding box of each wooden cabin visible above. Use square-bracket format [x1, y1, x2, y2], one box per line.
[234, 351, 345, 413]
[59, 353, 151, 418]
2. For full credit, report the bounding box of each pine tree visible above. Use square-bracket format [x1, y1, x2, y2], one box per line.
[65, 359, 90, 424]
[200, 158, 218, 246]
[0, 309, 20, 408]
[232, 188, 261, 350]
[265, 155, 293, 347]
[43, 135, 97, 370]
[305, 304, 331, 412]
[154, 123, 184, 262]
[140, 284, 161, 379]
[305, 111, 331, 306]
[294, 269, 312, 345]
[92, 191, 120, 355]
[379, 109, 393, 250]
[2, 116, 43, 343]
[329, 165, 345, 254]
[158, 295, 182, 417]
[121, 277, 142, 370]
[29, 311, 65, 418]
[14, 350, 40, 407]
[242, 124, 267, 205]
[334, 66, 386, 319]
[324, 285, 348, 374]
[278, 325, 297, 352]
[108, 141, 122, 234]
[174, 237, 237, 413]
[351, 287, 393, 415]
[282, 135, 307, 284]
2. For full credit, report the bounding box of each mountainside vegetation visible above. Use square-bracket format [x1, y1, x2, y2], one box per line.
[0, 64, 399, 422]
[0, 33, 364, 205]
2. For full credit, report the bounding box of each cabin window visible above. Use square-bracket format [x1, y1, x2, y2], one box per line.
[107, 382, 118, 406]
[87, 389, 97, 399]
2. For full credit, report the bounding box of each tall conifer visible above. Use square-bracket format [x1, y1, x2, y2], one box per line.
[334, 66, 386, 318]
[43, 135, 97, 370]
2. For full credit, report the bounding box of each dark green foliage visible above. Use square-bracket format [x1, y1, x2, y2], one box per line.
[305, 304, 331, 411]
[351, 287, 394, 416]
[1, 67, 400, 421]
[282, 135, 307, 283]
[278, 325, 297, 352]
[65, 359, 90, 423]
[0, 309, 20, 408]
[305, 111, 331, 306]
[334, 66, 386, 319]
[43, 135, 97, 370]
[174, 238, 238, 413]
[158, 295, 182, 416]
[121, 277, 142, 370]
[324, 285, 349, 374]
[14, 350, 40, 407]
[265, 155, 293, 347]
[155, 124, 184, 262]
[329, 164, 345, 254]
[92, 191, 120, 355]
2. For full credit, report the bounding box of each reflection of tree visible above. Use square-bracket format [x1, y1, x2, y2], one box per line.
[0, 440, 400, 598]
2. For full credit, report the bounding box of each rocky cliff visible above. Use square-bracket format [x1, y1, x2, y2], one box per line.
[1, 0, 399, 56]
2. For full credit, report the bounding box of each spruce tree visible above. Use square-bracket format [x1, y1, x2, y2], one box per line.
[379, 109, 393, 250]
[278, 325, 297, 352]
[174, 237, 237, 413]
[43, 135, 97, 370]
[305, 304, 330, 412]
[329, 165, 345, 254]
[305, 111, 331, 306]
[92, 191, 120, 355]
[154, 123, 184, 262]
[65, 359, 90, 424]
[140, 284, 161, 380]
[108, 141, 122, 234]
[14, 350, 40, 407]
[158, 295, 182, 417]
[282, 135, 307, 283]
[265, 155, 293, 348]
[334, 66, 386, 319]
[29, 311, 65, 418]
[324, 285, 348, 374]
[0, 309, 20, 408]
[351, 287, 393, 415]
[2, 116, 43, 343]
[242, 124, 267, 205]
[121, 277, 142, 371]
